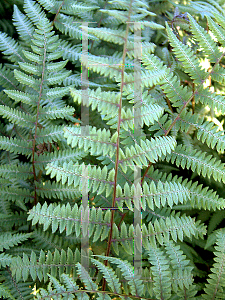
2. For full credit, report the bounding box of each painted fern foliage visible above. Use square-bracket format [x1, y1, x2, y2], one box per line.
[1, 0, 225, 299]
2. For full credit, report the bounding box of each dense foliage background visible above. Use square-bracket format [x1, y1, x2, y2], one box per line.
[1, 0, 225, 299]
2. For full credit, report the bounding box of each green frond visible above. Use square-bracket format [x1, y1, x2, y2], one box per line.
[14, 69, 39, 89]
[206, 15, 225, 46]
[0, 163, 33, 180]
[164, 241, 194, 292]
[0, 285, 16, 300]
[77, 262, 99, 291]
[142, 54, 192, 107]
[85, 26, 127, 45]
[205, 228, 222, 250]
[39, 105, 74, 120]
[0, 105, 35, 128]
[10, 248, 81, 282]
[95, 255, 144, 297]
[0, 211, 28, 228]
[62, 2, 99, 14]
[119, 136, 176, 172]
[188, 13, 222, 63]
[27, 202, 111, 237]
[1, 268, 34, 299]
[141, 213, 206, 248]
[212, 11, 225, 33]
[79, 53, 122, 80]
[13, 5, 34, 43]
[64, 126, 115, 156]
[36, 273, 80, 299]
[36, 0, 61, 13]
[91, 257, 122, 294]
[36, 180, 81, 199]
[31, 228, 69, 251]
[34, 148, 86, 170]
[188, 180, 225, 210]
[45, 162, 113, 195]
[0, 0, 225, 298]
[147, 246, 172, 299]
[195, 86, 225, 114]
[54, 13, 98, 40]
[211, 64, 225, 85]
[166, 23, 206, 84]
[0, 64, 20, 90]
[0, 31, 25, 63]
[46, 86, 70, 100]
[58, 39, 81, 63]
[120, 104, 164, 130]
[0, 186, 33, 210]
[142, 180, 190, 209]
[0, 253, 13, 268]
[36, 125, 65, 144]
[4, 90, 37, 106]
[48, 69, 72, 85]
[119, 180, 190, 211]
[70, 87, 119, 123]
[0, 136, 32, 155]
[0, 232, 32, 252]
[23, 0, 47, 25]
[208, 210, 225, 235]
[203, 229, 225, 299]
[98, 9, 128, 23]
[178, 111, 225, 152]
[166, 144, 225, 183]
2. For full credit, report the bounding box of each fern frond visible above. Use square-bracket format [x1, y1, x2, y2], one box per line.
[147, 246, 172, 299]
[0, 64, 20, 90]
[36, 180, 81, 199]
[0, 232, 32, 251]
[36, 125, 65, 144]
[0, 163, 32, 180]
[0, 186, 33, 209]
[34, 148, 86, 170]
[119, 136, 176, 172]
[206, 15, 225, 46]
[120, 104, 164, 130]
[0, 136, 32, 155]
[95, 255, 144, 297]
[142, 54, 192, 107]
[166, 23, 206, 84]
[45, 162, 114, 196]
[31, 228, 69, 251]
[164, 241, 194, 292]
[120, 180, 190, 211]
[4, 90, 37, 106]
[54, 13, 98, 40]
[1, 269, 33, 300]
[0, 32, 25, 63]
[188, 13, 222, 63]
[0, 253, 13, 268]
[13, 5, 34, 43]
[64, 125, 115, 156]
[178, 111, 225, 152]
[23, 0, 47, 25]
[196, 86, 225, 114]
[91, 257, 122, 294]
[0, 284, 16, 300]
[203, 229, 225, 299]
[141, 213, 206, 248]
[166, 144, 225, 183]
[10, 248, 80, 282]
[0, 105, 35, 128]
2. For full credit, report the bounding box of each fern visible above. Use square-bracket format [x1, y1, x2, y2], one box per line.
[1, 0, 225, 299]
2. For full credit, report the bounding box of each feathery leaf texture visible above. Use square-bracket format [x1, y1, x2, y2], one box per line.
[0, 0, 225, 299]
